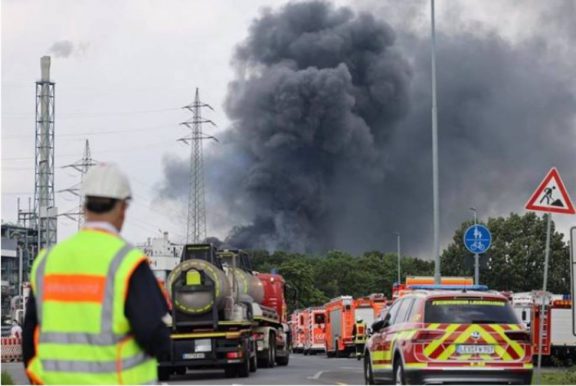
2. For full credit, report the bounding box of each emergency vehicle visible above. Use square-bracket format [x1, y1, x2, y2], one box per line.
[302, 307, 326, 355]
[289, 310, 306, 353]
[364, 287, 533, 385]
[324, 296, 356, 357]
[325, 294, 387, 357]
[509, 292, 575, 364]
[392, 277, 473, 300]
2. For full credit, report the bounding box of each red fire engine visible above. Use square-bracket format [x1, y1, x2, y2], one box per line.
[510, 292, 575, 364]
[324, 296, 356, 357]
[289, 309, 306, 353]
[302, 307, 326, 355]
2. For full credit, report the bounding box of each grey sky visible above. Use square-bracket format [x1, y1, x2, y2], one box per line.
[2, 0, 575, 257]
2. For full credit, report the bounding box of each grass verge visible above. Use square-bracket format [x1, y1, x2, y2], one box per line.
[1, 370, 14, 385]
[539, 366, 576, 385]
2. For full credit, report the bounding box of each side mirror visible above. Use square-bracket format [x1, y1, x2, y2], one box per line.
[371, 320, 385, 332]
[521, 310, 527, 321]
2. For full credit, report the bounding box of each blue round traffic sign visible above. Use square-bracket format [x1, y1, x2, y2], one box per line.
[463, 224, 492, 254]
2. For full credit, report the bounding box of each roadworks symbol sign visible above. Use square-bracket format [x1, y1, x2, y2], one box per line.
[525, 167, 575, 215]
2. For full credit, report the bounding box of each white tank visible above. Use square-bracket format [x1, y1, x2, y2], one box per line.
[231, 267, 265, 304]
[167, 259, 231, 315]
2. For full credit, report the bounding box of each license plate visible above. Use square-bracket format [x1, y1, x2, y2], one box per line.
[183, 353, 205, 359]
[456, 345, 495, 354]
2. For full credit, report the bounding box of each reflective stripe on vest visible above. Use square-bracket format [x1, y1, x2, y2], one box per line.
[35, 244, 133, 346]
[42, 352, 148, 372]
[28, 232, 158, 385]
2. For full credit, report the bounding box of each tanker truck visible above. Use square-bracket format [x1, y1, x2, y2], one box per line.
[157, 243, 290, 381]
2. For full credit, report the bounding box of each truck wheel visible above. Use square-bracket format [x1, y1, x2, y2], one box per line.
[238, 354, 250, 378]
[335, 340, 343, 357]
[250, 351, 258, 372]
[276, 353, 289, 366]
[270, 333, 276, 367]
[260, 332, 276, 368]
[326, 345, 335, 358]
[158, 366, 171, 382]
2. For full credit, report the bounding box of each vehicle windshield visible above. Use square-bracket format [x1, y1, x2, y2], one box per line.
[314, 313, 325, 324]
[424, 298, 519, 324]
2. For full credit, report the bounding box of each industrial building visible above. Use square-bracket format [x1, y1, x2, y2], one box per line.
[1, 223, 39, 320]
[137, 232, 183, 283]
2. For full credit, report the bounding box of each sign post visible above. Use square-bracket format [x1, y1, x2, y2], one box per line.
[524, 167, 575, 384]
[463, 224, 491, 285]
[571, 227, 576, 337]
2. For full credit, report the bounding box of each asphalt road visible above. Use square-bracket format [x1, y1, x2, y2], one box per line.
[163, 353, 364, 385]
[1, 354, 365, 385]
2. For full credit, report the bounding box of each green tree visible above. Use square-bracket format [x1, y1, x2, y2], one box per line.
[441, 212, 570, 293]
[277, 257, 327, 311]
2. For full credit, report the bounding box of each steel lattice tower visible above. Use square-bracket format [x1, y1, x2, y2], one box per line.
[34, 56, 57, 248]
[179, 88, 216, 243]
[61, 140, 96, 229]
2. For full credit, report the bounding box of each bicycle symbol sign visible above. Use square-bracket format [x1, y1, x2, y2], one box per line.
[463, 224, 492, 254]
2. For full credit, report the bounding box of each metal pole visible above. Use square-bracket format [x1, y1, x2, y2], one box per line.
[431, 0, 441, 284]
[535, 213, 552, 385]
[474, 254, 479, 285]
[18, 246, 23, 299]
[470, 207, 479, 285]
[395, 233, 401, 284]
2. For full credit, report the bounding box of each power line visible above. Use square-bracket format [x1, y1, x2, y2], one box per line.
[2, 106, 180, 120]
[2, 123, 175, 139]
[2, 139, 176, 161]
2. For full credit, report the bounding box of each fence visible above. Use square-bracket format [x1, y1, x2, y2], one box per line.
[1, 337, 23, 362]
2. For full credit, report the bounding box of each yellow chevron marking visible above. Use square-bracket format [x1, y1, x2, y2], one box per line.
[437, 325, 512, 361]
[473, 326, 512, 361]
[438, 325, 477, 360]
[437, 344, 457, 360]
[424, 324, 460, 357]
[491, 324, 525, 358]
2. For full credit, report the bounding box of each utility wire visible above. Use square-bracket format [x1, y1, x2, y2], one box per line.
[2, 106, 180, 120]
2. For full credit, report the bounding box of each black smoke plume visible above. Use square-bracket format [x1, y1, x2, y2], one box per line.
[158, 1, 576, 256]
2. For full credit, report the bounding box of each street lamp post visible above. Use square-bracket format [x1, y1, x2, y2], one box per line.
[394, 232, 401, 284]
[431, 0, 441, 285]
[469, 207, 479, 285]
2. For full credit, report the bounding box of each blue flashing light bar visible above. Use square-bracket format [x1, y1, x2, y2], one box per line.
[407, 284, 489, 291]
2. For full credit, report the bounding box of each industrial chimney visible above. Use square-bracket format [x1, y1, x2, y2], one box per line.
[34, 55, 57, 248]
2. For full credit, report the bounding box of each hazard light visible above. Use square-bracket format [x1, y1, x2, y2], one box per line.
[552, 300, 572, 308]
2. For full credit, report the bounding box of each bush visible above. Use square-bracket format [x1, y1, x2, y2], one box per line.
[1, 371, 14, 385]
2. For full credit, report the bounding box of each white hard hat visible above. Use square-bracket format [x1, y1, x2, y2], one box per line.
[82, 163, 132, 200]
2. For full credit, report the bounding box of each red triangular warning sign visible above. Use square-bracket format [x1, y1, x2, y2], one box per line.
[525, 167, 575, 214]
